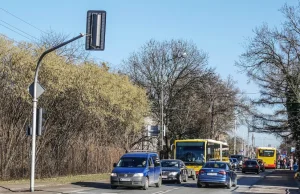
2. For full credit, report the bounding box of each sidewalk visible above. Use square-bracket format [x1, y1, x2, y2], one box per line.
[237, 170, 300, 194]
[0, 179, 110, 194]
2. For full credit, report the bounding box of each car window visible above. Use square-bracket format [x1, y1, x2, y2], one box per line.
[148, 158, 153, 167]
[204, 162, 226, 169]
[161, 160, 179, 168]
[152, 155, 160, 167]
[117, 157, 147, 168]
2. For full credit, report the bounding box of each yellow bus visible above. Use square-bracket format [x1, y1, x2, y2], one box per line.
[256, 147, 277, 169]
[173, 139, 229, 176]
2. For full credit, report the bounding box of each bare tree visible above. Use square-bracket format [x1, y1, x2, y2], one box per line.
[236, 3, 300, 158]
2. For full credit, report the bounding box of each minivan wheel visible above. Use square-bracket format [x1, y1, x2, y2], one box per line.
[155, 176, 161, 187]
[143, 177, 149, 190]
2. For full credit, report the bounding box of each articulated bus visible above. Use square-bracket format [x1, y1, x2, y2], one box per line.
[173, 139, 229, 176]
[256, 147, 277, 169]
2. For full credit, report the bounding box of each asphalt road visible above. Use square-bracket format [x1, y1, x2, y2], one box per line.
[63, 170, 273, 194]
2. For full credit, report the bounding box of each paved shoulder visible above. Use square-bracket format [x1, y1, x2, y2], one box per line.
[234, 170, 300, 194]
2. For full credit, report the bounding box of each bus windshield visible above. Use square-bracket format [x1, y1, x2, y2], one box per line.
[176, 142, 205, 165]
[258, 150, 275, 157]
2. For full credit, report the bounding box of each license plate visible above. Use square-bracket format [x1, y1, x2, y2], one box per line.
[120, 178, 131, 181]
[207, 173, 217, 176]
[162, 176, 167, 179]
[248, 165, 253, 167]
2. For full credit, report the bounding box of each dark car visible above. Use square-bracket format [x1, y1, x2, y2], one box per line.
[242, 160, 260, 174]
[110, 152, 162, 190]
[197, 161, 237, 189]
[252, 159, 265, 172]
[160, 159, 188, 184]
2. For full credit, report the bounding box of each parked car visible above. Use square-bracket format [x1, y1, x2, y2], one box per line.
[110, 151, 162, 190]
[242, 160, 260, 174]
[197, 161, 237, 189]
[229, 158, 239, 170]
[252, 159, 265, 172]
[160, 159, 188, 184]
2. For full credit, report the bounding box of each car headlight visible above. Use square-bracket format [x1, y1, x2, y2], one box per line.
[111, 173, 117, 177]
[169, 172, 178, 176]
[133, 173, 144, 177]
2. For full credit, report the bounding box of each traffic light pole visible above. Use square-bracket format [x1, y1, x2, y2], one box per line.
[30, 33, 85, 192]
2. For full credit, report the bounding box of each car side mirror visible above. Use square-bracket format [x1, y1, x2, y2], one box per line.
[113, 163, 117, 168]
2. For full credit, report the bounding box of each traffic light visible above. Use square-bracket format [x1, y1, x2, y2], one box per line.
[26, 108, 45, 136]
[85, 10, 106, 51]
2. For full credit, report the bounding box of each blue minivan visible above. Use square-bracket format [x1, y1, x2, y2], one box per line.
[110, 151, 162, 190]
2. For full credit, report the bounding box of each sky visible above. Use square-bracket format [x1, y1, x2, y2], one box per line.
[1, 0, 298, 150]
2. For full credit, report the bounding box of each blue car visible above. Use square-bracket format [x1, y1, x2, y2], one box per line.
[110, 152, 162, 190]
[197, 161, 237, 189]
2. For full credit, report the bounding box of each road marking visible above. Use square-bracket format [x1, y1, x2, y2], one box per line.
[151, 187, 180, 194]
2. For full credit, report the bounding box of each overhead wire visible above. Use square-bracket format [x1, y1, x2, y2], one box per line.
[0, 7, 47, 34]
[0, 22, 35, 42]
[0, 19, 39, 41]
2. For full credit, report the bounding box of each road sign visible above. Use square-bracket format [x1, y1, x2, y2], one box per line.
[147, 125, 160, 136]
[28, 82, 45, 98]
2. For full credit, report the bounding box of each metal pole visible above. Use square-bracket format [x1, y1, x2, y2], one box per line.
[30, 33, 84, 192]
[161, 84, 164, 151]
[233, 119, 236, 155]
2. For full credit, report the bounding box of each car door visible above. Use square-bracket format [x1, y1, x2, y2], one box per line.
[148, 157, 155, 184]
[151, 154, 161, 182]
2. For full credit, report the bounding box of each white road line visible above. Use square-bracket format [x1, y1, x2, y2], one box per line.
[152, 187, 180, 194]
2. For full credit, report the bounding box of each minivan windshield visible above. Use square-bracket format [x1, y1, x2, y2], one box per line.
[117, 157, 147, 168]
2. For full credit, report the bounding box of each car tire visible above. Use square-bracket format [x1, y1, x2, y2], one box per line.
[204, 183, 209, 188]
[111, 185, 117, 189]
[242, 171, 245, 173]
[155, 176, 162, 187]
[143, 177, 149, 190]
[197, 182, 202, 188]
[177, 174, 182, 184]
[226, 178, 232, 189]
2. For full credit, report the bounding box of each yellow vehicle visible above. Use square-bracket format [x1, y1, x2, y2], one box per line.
[173, 139, 229, 177]
[256, 147, 277, 169]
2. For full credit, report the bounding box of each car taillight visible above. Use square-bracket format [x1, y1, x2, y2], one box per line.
[243, 165, 246, 168]
[274, 160, 276, 164]
[200, 170, 205, 174]
[256, 165, 259, 168]
[218, 170, 226, 175]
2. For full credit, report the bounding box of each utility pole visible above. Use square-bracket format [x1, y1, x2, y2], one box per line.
[233, 119, 237, 155]
[247, 126, 250, 156]
[252, 133, 254, 158]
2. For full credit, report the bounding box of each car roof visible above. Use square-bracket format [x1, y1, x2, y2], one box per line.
[161, 159, 181, 162]
[122, 152, 157, 157]
[205, 161, 229, 164]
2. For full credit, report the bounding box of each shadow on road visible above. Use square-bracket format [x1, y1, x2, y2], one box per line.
[72, 182, 112, 190]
